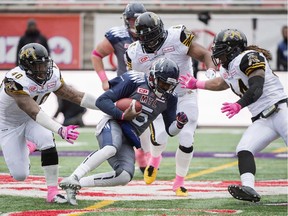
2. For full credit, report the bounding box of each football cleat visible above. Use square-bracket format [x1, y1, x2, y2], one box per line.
[59, 175, 81, 205]
[47, 194, 68, 204]
[64, 187, 79, 206]
[228, 185, 261, 202]
[175, 186, 188, 197]
[144, 165, 158, 184]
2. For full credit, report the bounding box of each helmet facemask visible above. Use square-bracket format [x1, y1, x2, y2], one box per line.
[25, 57, 53, 85]
[136, 12, 166, 53]
[148, 58, 179, 100]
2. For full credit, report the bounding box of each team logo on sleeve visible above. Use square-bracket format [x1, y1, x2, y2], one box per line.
[247, 53, 260, 66]
[137, 87, 149, 95]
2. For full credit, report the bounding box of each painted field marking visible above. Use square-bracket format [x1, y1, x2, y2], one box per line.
[272, 147, 288, 153]
[185, 161, 238, 180]
[67, 200, 115, 216]
[185, 146, 287, 180]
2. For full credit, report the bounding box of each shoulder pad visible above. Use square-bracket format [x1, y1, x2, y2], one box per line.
[240, 51, 265, 76]
[4, 77, 27, 94]
[179, 26, 194, 47]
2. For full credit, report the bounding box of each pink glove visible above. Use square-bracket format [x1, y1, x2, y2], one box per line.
[58, 125, 79, 144]
[221, 102, 242, 119]
[179, 73, 206, 89]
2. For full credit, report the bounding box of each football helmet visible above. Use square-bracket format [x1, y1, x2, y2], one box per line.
[123, 3, 146, 35]
[19, 43, 53, 85]
[211, 29, 247, 69]
[148, 58, 179, 100]
[135, 12, 166, 53]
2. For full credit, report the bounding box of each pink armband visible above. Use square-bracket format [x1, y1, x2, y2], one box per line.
[97, 70, 108, 82]
[121, 112, 125, 120]
[92, 50, 103, 58]
[196, 80, 206, 89]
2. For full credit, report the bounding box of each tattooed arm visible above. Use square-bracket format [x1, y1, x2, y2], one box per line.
[54, 83, 85, 105]
[54, 83, 99, 110]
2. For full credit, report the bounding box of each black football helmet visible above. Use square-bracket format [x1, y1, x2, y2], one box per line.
[19, 43, 53, 85]
[211, 29, 247, 69]
[148, 58, 179, 100]
[123, 3, 146, 35]
[135, 12, 166, 53]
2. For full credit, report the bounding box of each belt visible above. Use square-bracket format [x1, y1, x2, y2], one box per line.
[251, 98, 288, 122]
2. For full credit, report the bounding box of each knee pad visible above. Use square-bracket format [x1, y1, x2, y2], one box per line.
[237, 150, 256, 175]
[41, 147, 58, 166]
[179, 145, 193, 153]
[102, 145, 117, 158]
[115, 169, 132, 185]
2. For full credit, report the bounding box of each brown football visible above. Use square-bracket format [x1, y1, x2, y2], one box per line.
[115, 98, 142, 112]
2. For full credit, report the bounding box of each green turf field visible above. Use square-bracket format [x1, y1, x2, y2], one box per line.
[0, 127, 287, 216]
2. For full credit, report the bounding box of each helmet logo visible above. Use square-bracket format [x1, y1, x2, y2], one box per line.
[223, 30, 242, 42]
[20, 48, 37, 60]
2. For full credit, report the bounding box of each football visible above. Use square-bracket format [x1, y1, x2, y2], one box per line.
[116, 98, 142, 112]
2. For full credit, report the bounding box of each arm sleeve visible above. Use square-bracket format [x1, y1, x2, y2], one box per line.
[96, 73, 138, 119]
[162, 95, 179, 136]
[236, 75, 264, 108]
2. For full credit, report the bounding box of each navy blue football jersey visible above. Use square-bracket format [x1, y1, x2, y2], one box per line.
[96, 71, 178, 136]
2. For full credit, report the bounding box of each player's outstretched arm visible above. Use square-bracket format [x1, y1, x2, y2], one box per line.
[9, 93, 79, 144]
[54, 83, 99, 110]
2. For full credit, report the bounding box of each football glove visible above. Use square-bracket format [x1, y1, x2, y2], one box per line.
[176, 112, 188, 129]
[58, 125, 79, 144]
[221, 102, 242, 118]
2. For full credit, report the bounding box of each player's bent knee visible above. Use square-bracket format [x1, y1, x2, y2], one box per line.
[102, 145, 117, 158]
[115, 170, 132, 186]
[11, 170, 29, 181]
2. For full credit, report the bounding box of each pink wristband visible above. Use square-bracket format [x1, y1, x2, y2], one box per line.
[196, 80, 206, 89]
[121, 112, 125, 120]
[92, 50, 103, 58]
[98, 70, 108, 82]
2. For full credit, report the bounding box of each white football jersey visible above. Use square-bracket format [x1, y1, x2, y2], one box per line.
[219, 50, 287, 116]
[0, 64, 64, 129]
[126, 25, 194, 94]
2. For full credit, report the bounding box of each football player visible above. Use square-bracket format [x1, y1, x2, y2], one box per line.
[0, 43, 98, 203]
[59, 58, 188, 205]
[91, 3, 149, 173]
[125, 12, 217, 196]
[180, 29, 287, 202]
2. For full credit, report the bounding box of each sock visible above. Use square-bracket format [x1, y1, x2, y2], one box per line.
[72, 146, 117, 179]
[149, 155, 162, 169]
[43, 164, 58, 186]
[135, 148, 147, 168]
[26, 141, 37, 154]
[42, 165, 59, 202]
[173, 175, 185, 191]
[47, 186, 59, 202]
[150, 143, 166, 158]
[241, 172, 255, 189]
[175, 147, 193, 177]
